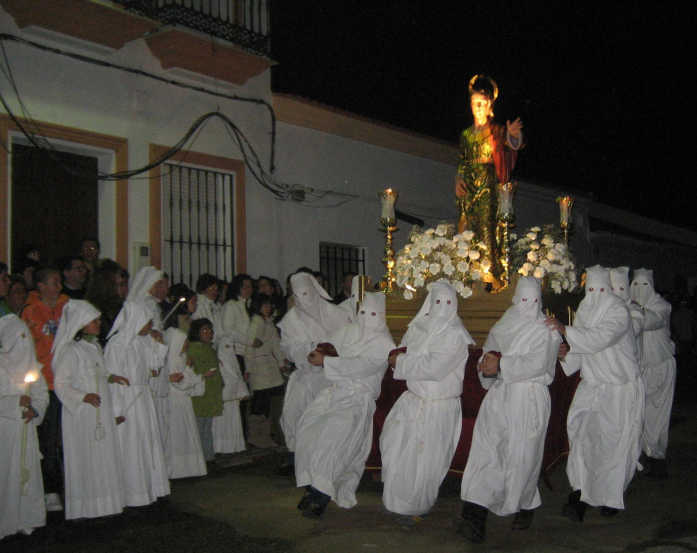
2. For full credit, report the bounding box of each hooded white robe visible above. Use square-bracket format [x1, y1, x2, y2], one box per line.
[194, 294, 223, 335]
[295, 293, 395, 508]
[562, 265, 644, 509]
[630, 268, 676, 459]
[52, 300, 125, 520]
[460, 277, 561, 516]
[380, 281, 474, 516]
[277, 273, 350, 452]
[0, 314, 48, 539]
[163, 329, 207, 479]
[212, 336, 249, 454]
[610, 267, 646, 363]
[104, 302, 170, 506]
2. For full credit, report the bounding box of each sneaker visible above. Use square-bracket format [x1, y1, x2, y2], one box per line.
[301, 503, 325, 520]
[45, 493, 63, 512]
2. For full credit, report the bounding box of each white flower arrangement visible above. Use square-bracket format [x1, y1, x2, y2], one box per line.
[511, 225, 579, 294]
[394, 223, 489, 300]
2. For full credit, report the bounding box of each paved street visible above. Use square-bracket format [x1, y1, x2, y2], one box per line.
[3, 403, 696, 553]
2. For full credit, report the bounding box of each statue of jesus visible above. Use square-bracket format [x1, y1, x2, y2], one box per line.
[455, 75, 523, 281]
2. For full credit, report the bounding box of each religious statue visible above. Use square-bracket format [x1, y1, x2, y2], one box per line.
[455, 75, 523, 282]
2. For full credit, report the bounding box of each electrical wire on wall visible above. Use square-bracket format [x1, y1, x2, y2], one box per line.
[0, 33, 452, 218]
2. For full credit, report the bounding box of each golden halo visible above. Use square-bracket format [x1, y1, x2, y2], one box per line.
[469, 75, 498, 101]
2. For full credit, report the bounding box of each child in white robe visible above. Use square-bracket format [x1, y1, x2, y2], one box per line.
[380, 280, 474, 525]
[212, 335, 249, 454]
[0, 313, 48, 539]
[295, 292, 394, 519]
[105, 301, 170, 506]
[52, 300, 130, 520]
[163, 328, 207, 479]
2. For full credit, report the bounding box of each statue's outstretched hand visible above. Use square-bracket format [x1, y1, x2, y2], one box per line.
[507, 118, 523, 139]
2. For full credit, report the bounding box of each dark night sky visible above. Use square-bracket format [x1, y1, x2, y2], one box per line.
[270, 2, 695, 231]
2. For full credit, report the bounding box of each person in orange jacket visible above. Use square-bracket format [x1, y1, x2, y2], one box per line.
[21, 268, 70, 513]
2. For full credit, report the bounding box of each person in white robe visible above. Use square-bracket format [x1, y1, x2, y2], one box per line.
[52, 300, 130, 520]
[610, 267, 646, 362]
[104, 301, 171, 506]
[380, 280, 474, 525]
[163, 328, 207, 479]
[455, 277, 560, 543]
[630, 268, 676, 478]
[212, 335, 249, 454]
[294, 292, 395, 519]
[127, 267, 171, 457]
[276, 272, 350, 474]
[0, 313, 48, 539]
[546, 265, 644, 521]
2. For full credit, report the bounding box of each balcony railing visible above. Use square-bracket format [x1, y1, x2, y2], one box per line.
[123, 0, 270, 58]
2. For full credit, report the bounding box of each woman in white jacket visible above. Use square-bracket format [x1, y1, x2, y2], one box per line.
[244, 294, 285, 448]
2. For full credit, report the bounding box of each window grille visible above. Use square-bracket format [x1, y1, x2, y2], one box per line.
[319, 242, 366, 297]
[162, 163, 235, 288]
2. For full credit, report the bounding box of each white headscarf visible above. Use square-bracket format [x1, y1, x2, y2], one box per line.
[0, 314, 41, 384]
[127, 266, 163, 303]
[403, 280, 473, 353]
[609, 266, 631, 302]
[51, 300, 101, 357]
[164, 327, 187, 370]
[575, 265, 622, 327]
[630, 268, 657, 308]
[106, 300, 152, 345]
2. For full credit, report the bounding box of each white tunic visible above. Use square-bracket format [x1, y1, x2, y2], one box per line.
[460, 305, 560, 516]
[53, 339, 125, 519]
[105, 334, 171, 506]
[0, 314, 48, 539]
[212, 337, 249, 454]
[562, 281, 643, 509]
[380, 281, 473, 516]
[163, 328, 207, 479]
[244, 315, 285, 392]
[295, 294, 395, 508]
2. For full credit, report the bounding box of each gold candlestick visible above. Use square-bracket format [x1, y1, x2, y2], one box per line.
[380, 217, 397, 293]
[378, 189, 399, 293]
[497, 182, 516, 287]
[557, 196, 574, 246]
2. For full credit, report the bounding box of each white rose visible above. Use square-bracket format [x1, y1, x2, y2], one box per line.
[403, 290, 414, 300]
[457, 261, 470, 273]
[435, 224, 448, 237]
[468, 251, 481, 260]
[426, 282, 433, 292]
[461, 286, 473, 299]
[443, 264, 455, 276]
[462, 230, 475, 241]
[414, 275, 425, 287]
[472, 271, 481, 281]
[533, 267, 545, 279]
[527, 251, 538, 262]
[529, 241, 540, 250]
[429, 263, 441, 274]
[531, 226, 541, 232]
[526, 232, 537, 240]
[510, 233, 518, 240]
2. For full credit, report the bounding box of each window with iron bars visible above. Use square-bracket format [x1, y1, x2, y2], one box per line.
[319, 242, 366, 298]
[162, 163, 235, 289]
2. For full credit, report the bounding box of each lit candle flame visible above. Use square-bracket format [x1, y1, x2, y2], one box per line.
[179, 297, 186, 303]
[24, 373, 37, 384]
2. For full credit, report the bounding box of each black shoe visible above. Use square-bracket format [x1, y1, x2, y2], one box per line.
[301, 503, 325, 520]
[277, 463, 294, 477]
[645, 458, 668, 480]
[562, 491, 588, 522]
[297, 492, 311, 511]
[600, 506, 619, 517]
[511, 509, 535, 530]
[453, 516, 485, 543]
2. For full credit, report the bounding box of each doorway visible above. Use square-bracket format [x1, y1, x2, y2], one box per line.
[10, 144, 98, 271]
